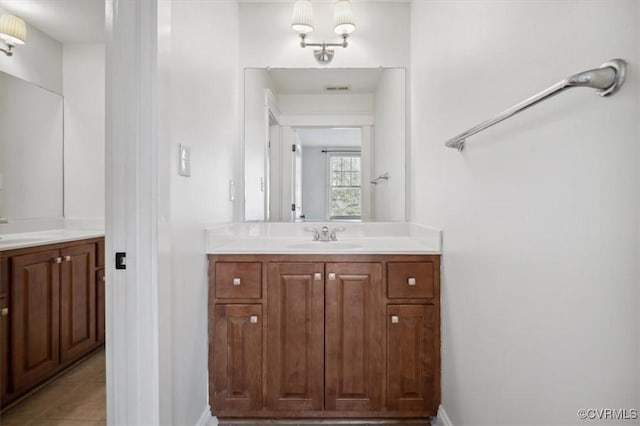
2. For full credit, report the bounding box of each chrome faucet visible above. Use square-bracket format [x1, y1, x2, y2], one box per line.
[305, 226, 346, 242]
[330, 227, 345, 241]
[319, 226, 330, 241]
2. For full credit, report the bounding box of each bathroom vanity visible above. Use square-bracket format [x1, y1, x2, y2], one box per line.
[207, 223, 441, 420]
[0, 230, 105, 408]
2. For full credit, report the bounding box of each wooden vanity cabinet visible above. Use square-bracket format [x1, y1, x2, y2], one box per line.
[10, 249, 62, 392]
[266, 262, 324, 412]
[325, 262, 384, 412]
[212, 304, 263, 411]
[59, 244, 96, 364]
[0, 237, 105, 409]
[209, 254, 441, 420]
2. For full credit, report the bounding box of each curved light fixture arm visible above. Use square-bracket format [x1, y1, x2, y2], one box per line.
[299, 34, 349, 64]
[444, 59, 627, 151]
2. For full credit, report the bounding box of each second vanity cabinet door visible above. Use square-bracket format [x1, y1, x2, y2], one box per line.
[96, 269, 105, 345]
[11, 249, 61, 392]
[266, 263, 324, 411]
[325, 263, 383, 411]
[387, 304, 437, 413]
[60, 244, 96, 364]
[212, 304, 263, 411]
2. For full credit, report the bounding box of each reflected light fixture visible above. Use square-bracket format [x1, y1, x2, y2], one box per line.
[291, 0, 356, 64]
[0, 14, 27, 56]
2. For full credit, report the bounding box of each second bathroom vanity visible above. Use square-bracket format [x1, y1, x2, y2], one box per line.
[207, 223, 441, 420]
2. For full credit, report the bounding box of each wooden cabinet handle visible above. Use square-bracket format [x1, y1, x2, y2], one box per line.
[233, 278, 241, 286]
[51, 257, 62, 264]
[407, 277, 416, 286]
[391, 315, 399, 323]
[250, 315, 258, 323]
[314, 273, 322, 281]
[328, 273, 336, 281]
[1, 308, 8, 316]
[64, 256, 71, 262]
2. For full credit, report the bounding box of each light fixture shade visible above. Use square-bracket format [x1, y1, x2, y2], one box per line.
[0, 14, 27, 45]
[291, 0, 314, 34]
[334, 0, 355, 35]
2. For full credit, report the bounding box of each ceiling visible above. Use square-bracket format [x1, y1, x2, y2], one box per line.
[269, 68, 382, 94]
[0, 0, 105, 43]
[296, 128, 361, 148]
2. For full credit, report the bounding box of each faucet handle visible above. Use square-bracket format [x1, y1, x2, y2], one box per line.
[304, 227, 320, 241]
[330, 227, 346, 241]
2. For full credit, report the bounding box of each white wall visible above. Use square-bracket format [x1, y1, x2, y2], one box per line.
[410, 1, 640, 425]
[0, 8, 62, 93]
[63, 43, 105, 220]
[373, 68, 405, 221]
[239, 1, 409, 69]
[164, 1, 239, 424]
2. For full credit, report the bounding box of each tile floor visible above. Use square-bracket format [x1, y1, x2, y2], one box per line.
[0, 349, 106, 426]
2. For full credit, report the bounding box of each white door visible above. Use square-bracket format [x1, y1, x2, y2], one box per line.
[292, 143, 303, 220]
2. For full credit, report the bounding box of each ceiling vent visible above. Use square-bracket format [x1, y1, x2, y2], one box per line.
[324, 85, 351, 92]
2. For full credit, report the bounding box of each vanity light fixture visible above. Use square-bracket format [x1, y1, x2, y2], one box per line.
[291, 0, 356, 64]
[0, 14, 27, 56]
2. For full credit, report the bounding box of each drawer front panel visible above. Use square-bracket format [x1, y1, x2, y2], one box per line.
[387, 262, 434, 299]
[215, 262, 262, 299]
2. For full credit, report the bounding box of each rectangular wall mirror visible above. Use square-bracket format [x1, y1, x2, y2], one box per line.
[243, 67, 406, 222]
[0, 71, 64, 221]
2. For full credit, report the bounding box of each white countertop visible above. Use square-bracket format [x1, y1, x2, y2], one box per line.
[206, 222, 442, 255]
[0, 229, 105, 251]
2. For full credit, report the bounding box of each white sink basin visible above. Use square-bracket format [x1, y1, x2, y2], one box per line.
[288, 242, 363, 251]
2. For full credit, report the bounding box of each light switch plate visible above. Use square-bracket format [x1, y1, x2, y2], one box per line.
[179, 144, 191, 177]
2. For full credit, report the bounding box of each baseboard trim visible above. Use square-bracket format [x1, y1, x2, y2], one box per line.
[195, 406, 215, 426]
[438, 405, 454, 426]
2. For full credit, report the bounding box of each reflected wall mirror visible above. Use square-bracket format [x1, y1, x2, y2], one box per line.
[0, 71, 64, 222]
[243, 67, 406, 222]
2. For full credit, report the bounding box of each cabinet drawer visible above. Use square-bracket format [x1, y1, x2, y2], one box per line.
[215, 262, 262, 299]
[387, 262, 434, 299]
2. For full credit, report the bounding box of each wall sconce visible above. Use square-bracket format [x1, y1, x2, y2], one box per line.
[0, 14, 27, 56]
[291, 0, 355, 64]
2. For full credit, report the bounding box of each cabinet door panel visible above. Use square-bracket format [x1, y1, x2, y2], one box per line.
[267, 263, 324, 411]
[60, 244, 96, 363]
[96, 269, 105, 344]
[387, 304, 436, 413]
[11, 249, 60, 392]
[325, 263, 383, 411]
[212, 304, 263, 411]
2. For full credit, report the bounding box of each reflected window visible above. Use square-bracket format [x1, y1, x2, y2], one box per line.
[329, 154, 361, 219]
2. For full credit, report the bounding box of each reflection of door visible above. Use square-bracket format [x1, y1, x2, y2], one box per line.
[266, 116, 279, 222]
[292, 144, 303, 221]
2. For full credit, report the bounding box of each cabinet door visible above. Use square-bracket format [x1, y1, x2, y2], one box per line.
[267, 263, 324, 411]
[11, 249, 61, 392]
[1, 255, 9, 401]
[211, 304, 263, 412]
[325, 263, 383, 411]
[60, 244, 96, 363]
[96, 269, 105, 345]
[387, 305, 437, 414]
